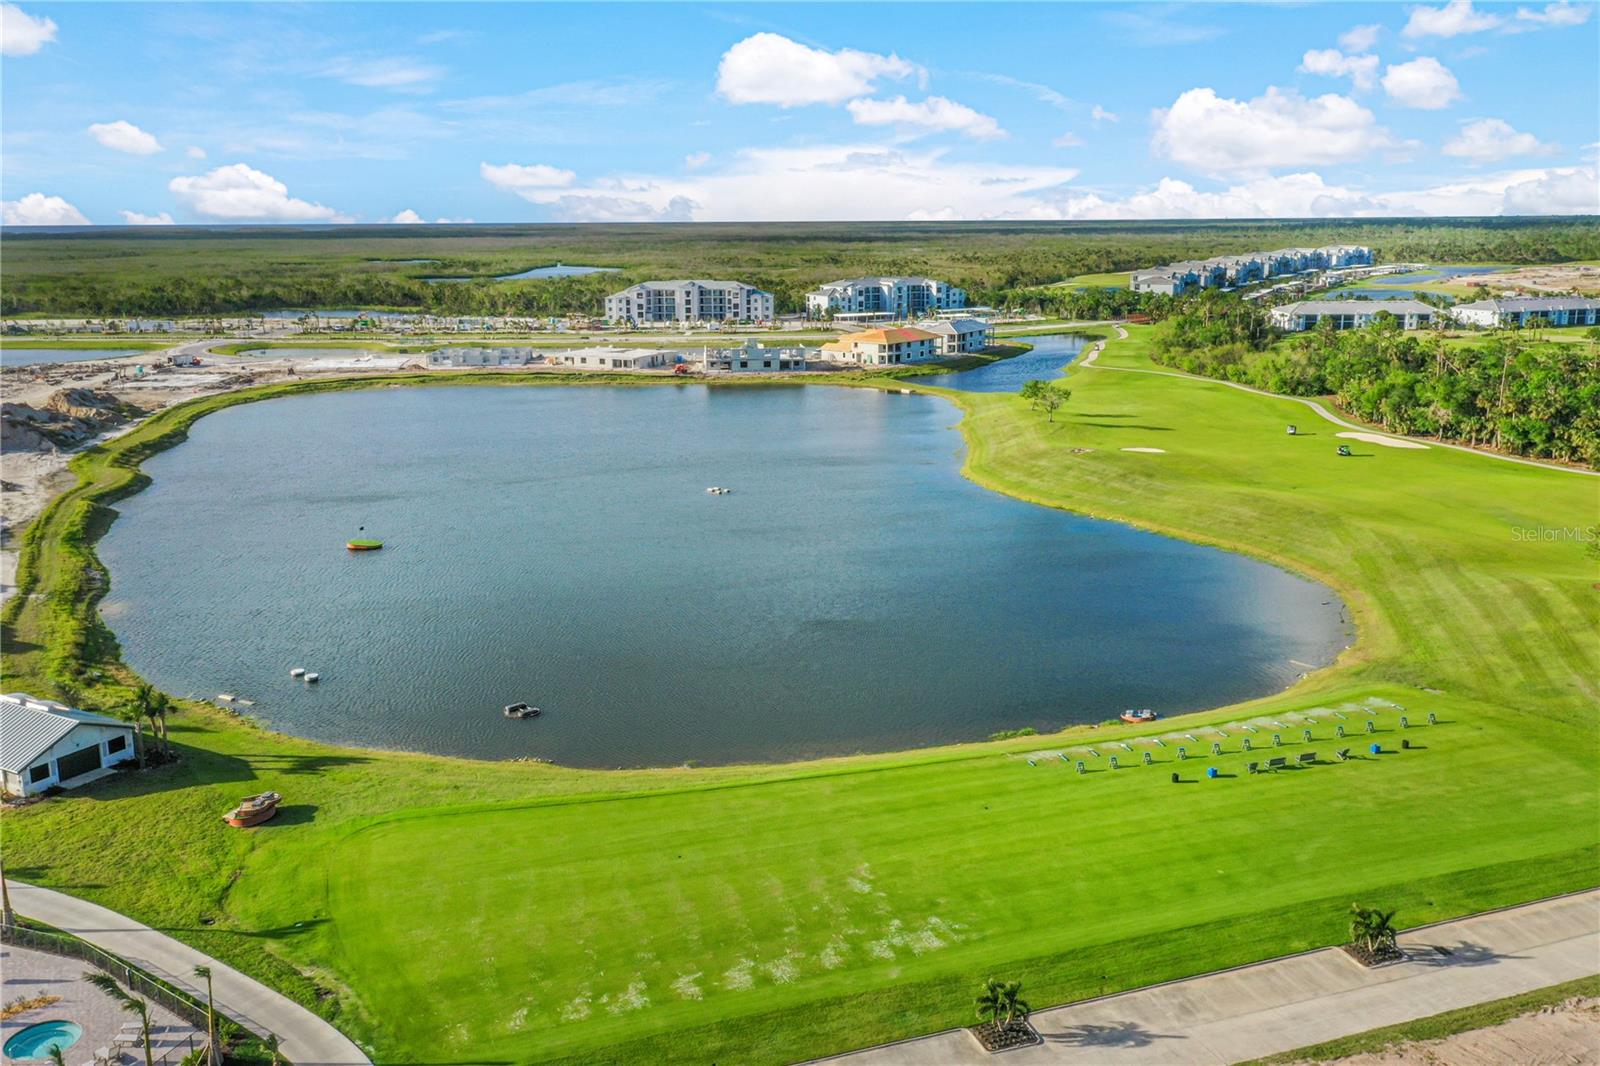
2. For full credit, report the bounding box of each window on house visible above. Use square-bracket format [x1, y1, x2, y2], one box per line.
[107, 734, 128, 754]
[29, 763, 50, 783]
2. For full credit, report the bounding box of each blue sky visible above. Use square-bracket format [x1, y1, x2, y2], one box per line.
[2, 1, 1596, 225]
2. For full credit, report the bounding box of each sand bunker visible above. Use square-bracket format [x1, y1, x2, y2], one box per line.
[1121, 447, 1167, 453]
[1336, 432, 1428, 450]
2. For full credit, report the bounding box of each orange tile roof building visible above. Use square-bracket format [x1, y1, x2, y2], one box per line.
[820, 326, 941, 366]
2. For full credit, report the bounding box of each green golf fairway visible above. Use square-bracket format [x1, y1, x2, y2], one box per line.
[3, 325, 1595, 1063]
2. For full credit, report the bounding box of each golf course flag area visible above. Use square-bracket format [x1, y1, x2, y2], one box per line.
[3, 321, 1594, 1064]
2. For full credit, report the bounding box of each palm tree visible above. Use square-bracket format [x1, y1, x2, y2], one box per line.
[264, 1033, 282, 1066]
[974, 977, 1030, 1029]
[151, 690, 174, 760]
[194, 964, 220, 1066]
[1349, 903, 1398, 956]
[112, 697, 147, 770]
[84, 972, 155, 1066]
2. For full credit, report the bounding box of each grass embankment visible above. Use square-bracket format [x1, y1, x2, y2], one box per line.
[1054, 271, 1130, 288]
[1252, 973, 1600, 1063]
[2, 326, 1596, 1063]
[1, 338, 174, 350]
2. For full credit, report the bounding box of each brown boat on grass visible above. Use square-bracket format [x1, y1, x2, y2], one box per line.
[224, 791, 281, 828]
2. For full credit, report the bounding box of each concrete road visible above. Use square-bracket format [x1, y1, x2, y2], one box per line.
[11, 881, 370, 1065]
[823, 890, 1600, 1065]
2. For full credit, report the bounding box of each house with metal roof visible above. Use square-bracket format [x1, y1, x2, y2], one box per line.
[1, 693, 136, 798]
[820, 326, 941, 365]
[1449, 297, 1599, 329]
[917, 318, 995, 355]
[1269, 300, 1436, 332]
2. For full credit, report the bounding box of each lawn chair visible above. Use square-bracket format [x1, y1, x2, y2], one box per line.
[1267, 756, 1287, 771]
[1298, 751, 1317, 765]
[1246, 761, 1260, 775]
[1336, 748, 1352, 761]
[1337, 444, 1352, 456]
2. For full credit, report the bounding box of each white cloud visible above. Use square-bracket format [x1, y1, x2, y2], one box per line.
[87, 120, 163, 155]
[684, 151, 711, 170]
[1041, 166, 1599, 220]
[1443, 118, 1556, 162]
[1091, 104, 1119, 125]
[2, 193, 89, 225]
[186, 145, 207, 160]
[322, 55, 442, 92]
[1300, 49, 1380, 91]
[388, 209, 425, 223]
[479, 161, 577, 194]
[168, 164, 346, 221]
[1513, 1, 1593, 27]
[119, 210, 175, 225]
[1382, 57, 1462, 109]
[486, 143, 1079, 222]
[1501, 168, 1599, 213]
[1403, 0, 1501, 37]
[846, 95, 1005, 140]
[979, 74, 1072, 112]
[1339, 24, 1382, 52]
[1052, 132, 1084, 148]
[1153, 86, 1400, 173]
[715, 33, 917, 107]
[0, 3, 55, 56]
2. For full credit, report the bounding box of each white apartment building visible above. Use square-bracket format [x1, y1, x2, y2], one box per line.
[1270, 299, 1435, 332]
[702, 339, 811, 373]
[919, 318, 994, 355]
[806, 277, 966, 320]
[605, 280, 774, 325]
[1, 693, 137, 797]
[1132, 245, 1374, 296]
[820, 327, 941, 365]
[1449, 297, 1599, 329]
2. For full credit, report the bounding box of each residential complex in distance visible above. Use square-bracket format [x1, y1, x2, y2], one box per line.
[806, 276, 966, 321]
[1133, 245, 1373, 296]
[604, 280, 774, 324]
[1270, 300, 1436, 332]
[821, 326, 940, 365]
[1449, 296, 1599, 328]
[701, 339, 810, 373]
[920, 317, 994, 354]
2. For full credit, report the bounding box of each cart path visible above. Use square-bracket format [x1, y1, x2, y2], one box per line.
[10, 881, 371, 1065]
[819, 889, 1600, 1065]
[1078, 325, 1598, 477]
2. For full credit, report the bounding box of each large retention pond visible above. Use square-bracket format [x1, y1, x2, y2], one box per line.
[100, 347, 1347, 766]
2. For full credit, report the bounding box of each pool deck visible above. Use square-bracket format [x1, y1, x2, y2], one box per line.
[1, 943, 203, 1066]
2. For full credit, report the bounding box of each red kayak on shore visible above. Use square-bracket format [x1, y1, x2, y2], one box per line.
[1120, 709, 1159, 725]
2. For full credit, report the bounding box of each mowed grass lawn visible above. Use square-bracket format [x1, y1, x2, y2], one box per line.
[3, 326, 1596, 1063]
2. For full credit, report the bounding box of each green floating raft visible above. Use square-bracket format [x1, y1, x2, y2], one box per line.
[346, 539, 384, 551]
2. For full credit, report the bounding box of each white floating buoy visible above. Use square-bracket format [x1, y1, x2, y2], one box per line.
[290, 667, 306, 678]
[305, 673, 320, 683]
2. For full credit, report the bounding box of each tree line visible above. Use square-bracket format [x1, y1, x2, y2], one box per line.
[1151, 305, 1600, 466]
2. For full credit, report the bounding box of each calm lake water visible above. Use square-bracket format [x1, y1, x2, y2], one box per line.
[426, 263, 619, 283]
[100, 381, 1348, 766]
[1, 347, 148, 366]
[911, 332, 1086, 392]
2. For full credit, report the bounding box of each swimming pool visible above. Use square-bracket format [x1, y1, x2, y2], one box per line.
[3, 1020, 84, 1060]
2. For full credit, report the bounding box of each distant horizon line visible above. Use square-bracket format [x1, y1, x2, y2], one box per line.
[6, 214, 1598, 233]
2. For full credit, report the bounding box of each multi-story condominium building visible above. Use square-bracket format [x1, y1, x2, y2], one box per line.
[1132, 245, 1374, 296]
[919, 317, 994, 355]
[1449, 297, 1599, 329]
[1270, 299, 1435, 332]
[806, 277, 965, 319]
[605, 280, 774, 324]
[425, 347, 537, 367]
[820, 327, 941, 365]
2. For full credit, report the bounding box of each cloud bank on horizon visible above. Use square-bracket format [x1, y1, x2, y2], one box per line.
[1, 0, 1596, 225]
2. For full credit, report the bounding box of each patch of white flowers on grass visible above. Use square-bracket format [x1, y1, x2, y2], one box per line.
[671, 972, 705, 1000]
